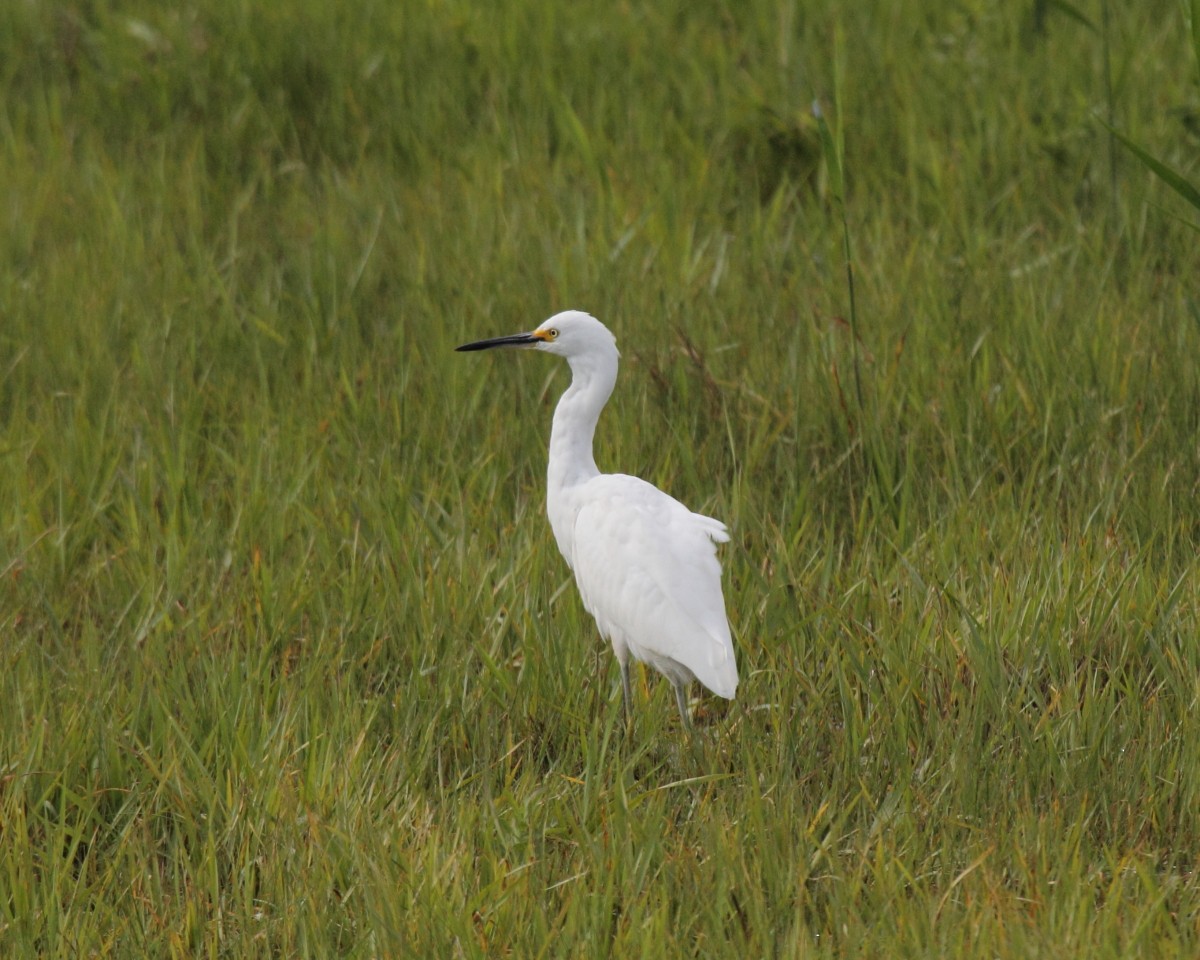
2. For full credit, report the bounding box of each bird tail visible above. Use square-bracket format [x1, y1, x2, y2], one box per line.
[692, 512, 730, 544]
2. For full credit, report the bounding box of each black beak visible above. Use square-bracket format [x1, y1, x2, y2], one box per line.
[455, 332, 539, 352]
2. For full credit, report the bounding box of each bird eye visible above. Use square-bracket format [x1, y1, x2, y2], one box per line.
[547, 329, 559, 340]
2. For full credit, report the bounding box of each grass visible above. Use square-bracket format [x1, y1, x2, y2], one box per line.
[2, 0, 1199, 955]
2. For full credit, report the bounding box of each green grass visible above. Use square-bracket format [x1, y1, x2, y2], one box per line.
[2, 0, 1200, 955]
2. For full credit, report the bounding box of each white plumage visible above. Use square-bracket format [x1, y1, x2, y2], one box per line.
[457, 310, 738, 729]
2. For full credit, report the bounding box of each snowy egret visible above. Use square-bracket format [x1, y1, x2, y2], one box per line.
[457, 310, 738, 730]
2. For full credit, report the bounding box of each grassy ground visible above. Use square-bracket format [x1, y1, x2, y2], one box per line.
[2, 0, 1199, 955]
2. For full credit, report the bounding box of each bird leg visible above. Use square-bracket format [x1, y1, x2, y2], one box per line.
[672, 681, 693, 733]
[619, 660, 633, 734]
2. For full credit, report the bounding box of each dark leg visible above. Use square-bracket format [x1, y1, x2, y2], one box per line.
[620, 659, 633, 733]
[672, 681, 692, 732]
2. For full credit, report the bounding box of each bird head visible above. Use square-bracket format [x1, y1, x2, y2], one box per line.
[456, 310, 618, 363]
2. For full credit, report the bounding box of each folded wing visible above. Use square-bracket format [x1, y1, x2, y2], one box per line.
[568, 473, 738, 698]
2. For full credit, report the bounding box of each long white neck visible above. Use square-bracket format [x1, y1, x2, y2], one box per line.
[547, 351, 617, 492]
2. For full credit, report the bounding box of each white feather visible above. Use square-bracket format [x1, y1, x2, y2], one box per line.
[459, 309, 740, 725]
[569, 474, 737, 698]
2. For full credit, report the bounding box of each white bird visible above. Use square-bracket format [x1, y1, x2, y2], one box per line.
[457, 310, 738, 730]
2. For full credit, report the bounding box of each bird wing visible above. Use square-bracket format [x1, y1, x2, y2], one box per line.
[568, 473, 738, 698]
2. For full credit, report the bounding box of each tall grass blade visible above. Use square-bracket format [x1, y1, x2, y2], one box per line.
[1099, 117, 1200, 214]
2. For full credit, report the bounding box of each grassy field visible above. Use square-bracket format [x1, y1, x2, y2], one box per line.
[2, 0, 1199, 955]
